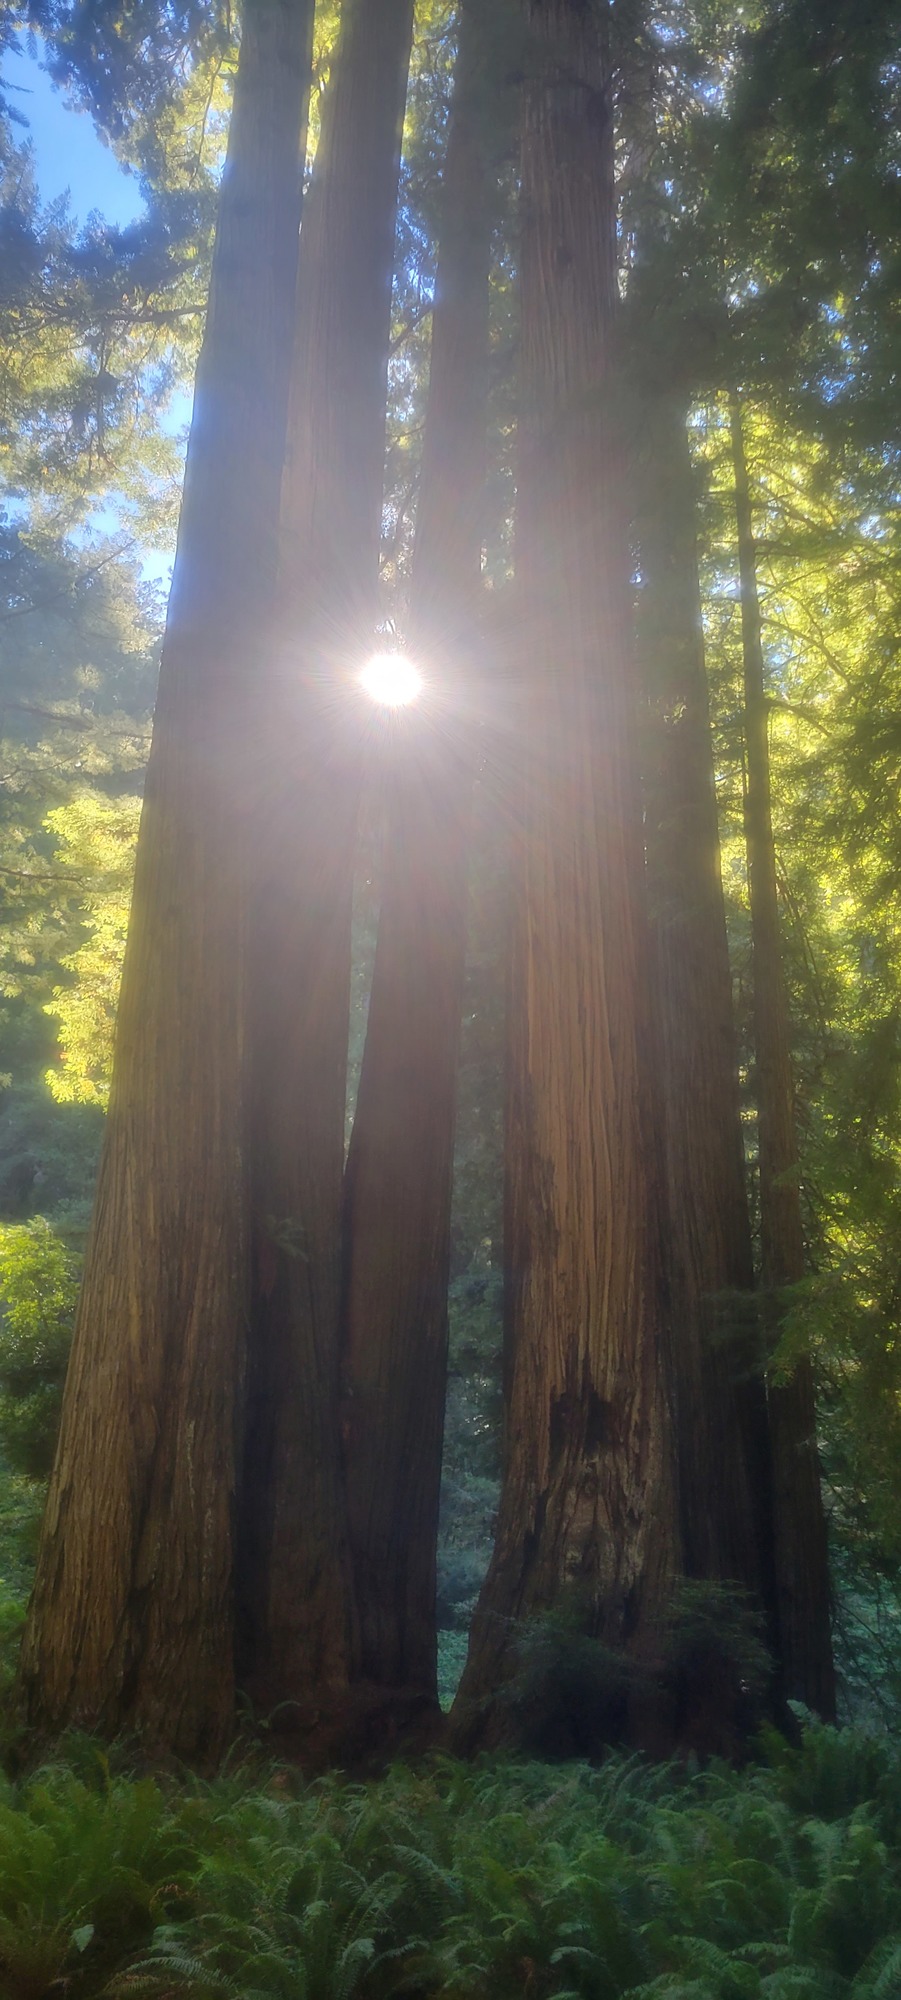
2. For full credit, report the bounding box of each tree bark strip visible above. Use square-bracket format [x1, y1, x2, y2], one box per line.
[453, 0, 679, 1746]
[340, 0, 496, 1704]
[638, 396, 774, 1613]
[730, 389, 835, 1719]
[19, 0, 312, 1761]
[240, 0, 415, 1721]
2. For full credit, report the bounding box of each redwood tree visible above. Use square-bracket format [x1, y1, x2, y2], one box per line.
[239, 0, 416, 1723]
[730, 389, 835, 1719]
[19, 0, 313, 1760]
[638, 395, 775, 1615]
[340, 0, 499, 1705]
[454, 0, 679, 1745]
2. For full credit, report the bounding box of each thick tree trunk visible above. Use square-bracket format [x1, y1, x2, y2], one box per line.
[19, 0, 312, 1761]
[730, 390, 835, 1719]
[638, 397, 774, 1610]
[239, 0, 415, 1724]
[340, 0, 494, 1705]
[453, 0, 678, 1748]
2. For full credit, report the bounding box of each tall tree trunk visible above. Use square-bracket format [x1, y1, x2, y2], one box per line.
[638, 396, 774, 1612]
[729, 390, 835, 1719]
[340, 0, 495, 1706]
[453, 0, 678, 1749]
[19, 0, 312, 1761]
[239, 0, 415, 1725]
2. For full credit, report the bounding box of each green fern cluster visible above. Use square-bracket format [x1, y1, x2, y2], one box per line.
[0, 1756, 203, 1998]
[0, 1727, 899, 2000]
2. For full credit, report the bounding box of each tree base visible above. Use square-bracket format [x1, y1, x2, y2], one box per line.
[244, 1681, 447, 1775]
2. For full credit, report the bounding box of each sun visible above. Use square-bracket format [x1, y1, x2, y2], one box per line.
[359, 652, 423, 708]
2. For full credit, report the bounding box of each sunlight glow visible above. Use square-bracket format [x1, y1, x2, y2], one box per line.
[359, 652, 423, 707]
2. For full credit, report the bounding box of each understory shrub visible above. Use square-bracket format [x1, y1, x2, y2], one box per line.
[0, 1218, 80, 1479]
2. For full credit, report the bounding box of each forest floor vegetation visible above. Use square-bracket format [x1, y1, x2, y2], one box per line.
[0, 1717, 898, 1999]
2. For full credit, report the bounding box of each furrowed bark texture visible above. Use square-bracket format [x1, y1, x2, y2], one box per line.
[240, 0, 415, 1719]
[730, 392, 835, 1719]
[19, 0, 312, 1760]
[638, 398, 774, 1609]
[454, 0, 678, 1742]
[340, 0, 494, 1701]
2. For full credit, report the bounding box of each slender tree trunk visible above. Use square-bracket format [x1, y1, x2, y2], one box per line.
[453, 0, 678, 1748]
[19, 0, 312, 1761]
[638, 396, 774, 1611]
[340, 0, 495, 1706]
[239, 0, 415, 1725]
[730, 390, 835, 1719]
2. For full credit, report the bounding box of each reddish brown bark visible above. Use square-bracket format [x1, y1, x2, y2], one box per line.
[340, 0, 495, 1703]
[19, 0, 312, 1761]
[239, 0, 415, 1722]
[730, 390, 835, 1719]
[453, 0, 679, 1747]
[638, 397, 774, 1613]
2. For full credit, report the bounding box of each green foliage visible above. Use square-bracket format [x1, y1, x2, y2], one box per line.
[0, 1731, 895, 2000]
[498, 1601, 643, 1759]
[43, 790, 140, 1106]
[0, 527, 152, 1246]
[664, 1582, 773, 1704]
[697, 387, 901, 1701]
[0, 1590, 26, 1711]
[30, 1, 231, 152]
[0, 1763, 202, 1999]
[437, 1628, 470, 1712]
[0, 1084, 102, 1224]
[0, 1467, 42, 1605]
[0, 1216, 80, 1477]
[482, 1583, 774, 1761]
[0, 122, 197, 522]
[129, 1805, 419, 2000]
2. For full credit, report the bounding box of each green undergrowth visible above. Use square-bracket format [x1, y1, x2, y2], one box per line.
[0, 1725, 899, 1998]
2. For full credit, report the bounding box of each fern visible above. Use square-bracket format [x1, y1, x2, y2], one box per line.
[0, 1727, 897, 1999]
[0, 1766, 200, 1998]
[850, 1935, 901, 1999]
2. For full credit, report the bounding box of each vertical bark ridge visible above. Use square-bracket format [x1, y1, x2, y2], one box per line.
[730, 389, 835, 1720]
[19, 0, 313, 1761]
